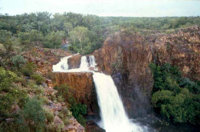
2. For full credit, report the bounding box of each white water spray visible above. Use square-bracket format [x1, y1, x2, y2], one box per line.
[53, 55, 144, 132]
[79, 56, 89, 71]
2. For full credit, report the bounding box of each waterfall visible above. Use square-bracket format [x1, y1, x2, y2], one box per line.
[52, 55, 72, 72]
[53, 55, 144, 132]
[79, 56, 89, 71]
[93, 72, 142, 132]
[52, 53, 79, 72]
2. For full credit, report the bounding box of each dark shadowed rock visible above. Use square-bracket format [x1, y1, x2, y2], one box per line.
[86, 121, 105, 132]
[68, 54, 82, 69]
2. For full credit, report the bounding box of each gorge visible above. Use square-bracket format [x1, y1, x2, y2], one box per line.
[52, 26, 200, 132]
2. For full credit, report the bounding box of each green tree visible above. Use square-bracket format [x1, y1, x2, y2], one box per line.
[69, 26, 92, 54]
[150, 63, 200, 125]
[43, 31, 65, 48]
[64, 22, 73, 36]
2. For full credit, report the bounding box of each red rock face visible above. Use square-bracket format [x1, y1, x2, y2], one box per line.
[93, 26, 200, 117]
[54, 72, 99, 114]
[94, 32, 153, 96]
[68, 54, 81, 69]
[152, 26, 200, 80]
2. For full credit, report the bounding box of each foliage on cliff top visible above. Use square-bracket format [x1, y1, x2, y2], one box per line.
[150, 63, 200, 125]
[0, 12, 200, 54]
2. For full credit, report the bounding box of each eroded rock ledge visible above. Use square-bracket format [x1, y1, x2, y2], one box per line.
[54, 72, 99, 115]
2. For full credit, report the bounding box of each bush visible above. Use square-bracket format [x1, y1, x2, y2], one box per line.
[11, 55, 27, 68]
[0, 67, 28, 132]
[0, 67, 17, 91]
[21, 62, 36, 76]
[0, 67, 27, 116]
[54, 84, 70, 101]
[31, 73, 44, 85]
[150, 63, 200, 125]
[70, 102, 87, 126]
[22, 97, 46, 131]
[44, 108, 54, 123]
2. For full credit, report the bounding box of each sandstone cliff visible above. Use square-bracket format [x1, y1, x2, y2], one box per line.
[93, 26, 200, 117]
[54, 72, 99, 115]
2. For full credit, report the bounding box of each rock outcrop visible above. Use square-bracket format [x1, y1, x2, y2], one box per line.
[152, 26, 200, 80]
[93, 26, 200, 118]
[68, 54, 82, 69]
[54, 72, 99, 115]
[23, 47, 71, 75]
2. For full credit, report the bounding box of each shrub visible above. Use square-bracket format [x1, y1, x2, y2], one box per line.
[0, 67, 28, 131]
[44, 108, 54, 123]
[31, 73, 44, 85]
[11, 55, 27, 68]
[70, 101, 87, 126]
[21, 62, 36, 76]
[22, 97, 46, 131]
[0, 67, 27, 115]
[0, 67, 17, 91]
[54, 84, 70, 101]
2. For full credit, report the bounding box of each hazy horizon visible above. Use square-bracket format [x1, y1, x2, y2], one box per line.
[0, 0, 200, 17]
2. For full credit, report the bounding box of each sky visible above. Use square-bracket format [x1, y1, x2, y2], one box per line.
[0, 0, 200, 17]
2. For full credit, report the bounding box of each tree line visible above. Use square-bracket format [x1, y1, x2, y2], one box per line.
[0, 12, 200, 54]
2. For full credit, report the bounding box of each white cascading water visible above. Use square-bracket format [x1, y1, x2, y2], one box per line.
[79, 56, 89, 71]
[93, 72, 143, 132]
[52, 55, 72, 72]
[53, 55, 144, 132]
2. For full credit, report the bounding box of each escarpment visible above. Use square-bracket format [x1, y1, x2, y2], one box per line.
[93, 26, 200, 117]
[152, 26, 200, 80]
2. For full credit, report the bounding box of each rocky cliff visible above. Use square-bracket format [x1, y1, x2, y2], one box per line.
[93, 26, 200, 118]
[54, 72, 99, 115]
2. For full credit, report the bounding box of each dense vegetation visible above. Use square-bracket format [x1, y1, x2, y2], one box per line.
[0, 64, 46, 131]
[150, 63, 200, 125]
[0, 12, 200, 54]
